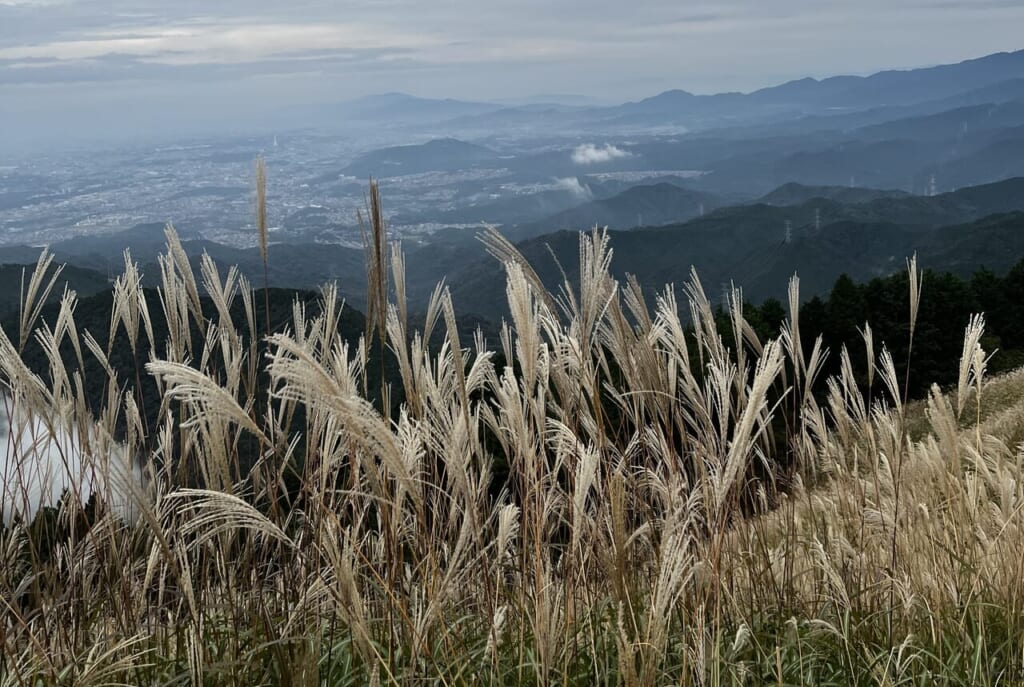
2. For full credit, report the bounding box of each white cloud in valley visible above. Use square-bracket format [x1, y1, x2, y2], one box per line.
[553, 177, 593, 198]
[572, 144, 631, 165]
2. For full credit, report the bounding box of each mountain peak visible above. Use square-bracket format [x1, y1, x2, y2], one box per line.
[647, 89, 697, 101]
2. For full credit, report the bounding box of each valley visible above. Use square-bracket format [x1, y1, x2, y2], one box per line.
[5, 50, 1024, 328]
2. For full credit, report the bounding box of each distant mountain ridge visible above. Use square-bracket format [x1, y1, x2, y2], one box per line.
[289, 50, 1024, 137]
[853, 101, 1024, 142]
[757, 183, 911, 206]
[343, 138, 500, 178]
[610, 49, 1024, 117]
[0, 263, 110, 320]
[513, 183, 724, 238]
[327, 93, 500, 124]
[444, 177, 1024, 318]
[6, 170, 1024, 327]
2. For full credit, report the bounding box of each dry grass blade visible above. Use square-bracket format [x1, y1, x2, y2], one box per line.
[164, 222, 203, 317]
[255, 156, 269, 264]
[957, 314, 987, 419]
[168, 488, 293, 547]
[359, 178, 389, 345]
[479, 225, 557, 314]
[18, 249, 63, 352]
[715, 340, 785, 512]
[145, 360, 268, 444]
[906, 253, 922, 341]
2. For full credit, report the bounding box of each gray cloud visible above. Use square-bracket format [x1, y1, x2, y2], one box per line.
[2, 0, 1024, 147]
[0, 46, 422, 84]
[3, 1, 1022, 89]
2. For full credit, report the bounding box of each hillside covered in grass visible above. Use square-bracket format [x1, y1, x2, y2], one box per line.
[1, 190, 1024, 684]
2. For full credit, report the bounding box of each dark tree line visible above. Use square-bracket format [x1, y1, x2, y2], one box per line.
[737, 259, 1024, 400]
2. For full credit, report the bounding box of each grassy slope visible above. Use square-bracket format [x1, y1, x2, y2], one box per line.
[1, 208, 1024, 685]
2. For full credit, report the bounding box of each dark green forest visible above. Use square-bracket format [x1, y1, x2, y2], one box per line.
[739, 260, 1024, 399]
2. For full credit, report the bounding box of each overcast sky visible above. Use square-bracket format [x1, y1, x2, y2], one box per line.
[2, 0, 1023, 148]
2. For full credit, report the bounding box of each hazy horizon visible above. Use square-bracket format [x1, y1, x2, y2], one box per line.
[3, 0, 1024, 150]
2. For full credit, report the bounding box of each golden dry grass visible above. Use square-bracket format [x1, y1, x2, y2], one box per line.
[0, 194, 1022, 684]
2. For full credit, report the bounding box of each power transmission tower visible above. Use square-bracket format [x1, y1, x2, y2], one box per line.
[720, 283, 731, 311]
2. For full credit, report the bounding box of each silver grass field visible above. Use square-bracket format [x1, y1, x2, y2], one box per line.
[1, 178, 1023, 685]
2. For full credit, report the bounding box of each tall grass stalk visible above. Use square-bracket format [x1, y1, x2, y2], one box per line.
[256, 155, 271, 337]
